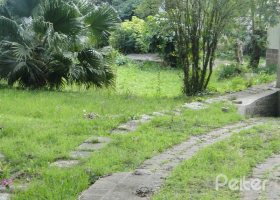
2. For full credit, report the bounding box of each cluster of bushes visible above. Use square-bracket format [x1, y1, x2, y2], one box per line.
[110, 16, 178, 67]
[216, 63, 277, 81]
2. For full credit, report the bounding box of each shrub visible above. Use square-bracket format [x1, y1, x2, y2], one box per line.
[253, 64, 277, 75]
[217, 64, 243, 80]
[110, 15, 178, 67]
[144, 15, 177, 67]
[110, 16, 148, 54]
[115, 53, 130, 66]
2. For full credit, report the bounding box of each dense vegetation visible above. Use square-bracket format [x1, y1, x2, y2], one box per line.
[0, 0, 279, 95]
[0, 0, 120, 89]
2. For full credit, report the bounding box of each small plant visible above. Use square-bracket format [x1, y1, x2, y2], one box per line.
[1, 178, 13, 189]
[217, 64, 243, 80]
[253, 64, 277, 75]
[115, 54, 129, 66]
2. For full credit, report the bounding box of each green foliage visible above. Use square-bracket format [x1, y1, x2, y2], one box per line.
[217, 0, 280, 69]
[110, 16, 149, 54]
[217, 64, 243, 80]
[110, 15, 177, 67]
[253, 64, 278, 75]
[167, 0, 245, 95]
[94, 0, 141, 20]
[145, 15, 177, 67]
[134, 0, 162, 19]
[115, 53, 130, 66]
[0, 0, 120, 89]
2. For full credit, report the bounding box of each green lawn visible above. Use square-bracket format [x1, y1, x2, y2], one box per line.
[0, 60, 277, 199]
[10, 102, 242, 199]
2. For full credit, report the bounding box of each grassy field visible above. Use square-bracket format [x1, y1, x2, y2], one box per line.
[5, 101, 242, 199]
[153, 123, 280, 200]
[0, 60, 277, 199]
[116, 61, 276, 97]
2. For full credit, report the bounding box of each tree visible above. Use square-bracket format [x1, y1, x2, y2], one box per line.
[166, 0, 244, 95]
[246, 0, 280, 68]
[0, 0, 120, 89]
[135, 0, 162, 19]
[94, 0, 141, 20]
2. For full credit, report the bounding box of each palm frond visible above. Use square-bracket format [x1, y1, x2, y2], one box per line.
[71, 0, 93, 16]
[72, 48, 114, 87]
[0, 40, 48, 88]
[85, 4, 120, 40]
[47, 53, 72, 89]
[0, 16, 22, 42]
[40, 0, 83, 35]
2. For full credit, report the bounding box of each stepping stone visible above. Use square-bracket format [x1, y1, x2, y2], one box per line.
[50, 160, 79, 168]
[222, 107, 230, 113]
[139, 115, 152, 122]
[0, 193, 10, 200]
[70, 151, 92, 159]
[205, 97, 225, 104]
[183, 102, 207, 110]
[84, 137, 111, 144]
[0, 153, 5, 161]
[0, 186, 8, 193]
[0, 184, 28, 193]
[152, 112, 165, 117]
[112, 120, 139, 134]
[172, 109, 182, 116]
[112, 115, 153, 134]
[77, 143, 106, 152]
[72, 136, 111, 157]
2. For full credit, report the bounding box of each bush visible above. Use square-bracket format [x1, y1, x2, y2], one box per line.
[253, 64, 277, 75]
[217, 64, 243, 80]
[110, 16, 149, 54]
[145, 16, 177, 67]
[110, 15, 178, 67]
[115, 53, 130, 66]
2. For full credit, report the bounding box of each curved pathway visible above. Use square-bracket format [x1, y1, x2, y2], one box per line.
[242, 154, 280, 200]
[79, 118, 272, 200]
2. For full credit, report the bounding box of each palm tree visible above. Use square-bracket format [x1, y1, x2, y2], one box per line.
[0, 0, 120, 89]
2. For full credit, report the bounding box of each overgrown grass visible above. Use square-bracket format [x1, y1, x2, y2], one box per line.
[116, 60, 276, 97]
[116, 61, 183, 97]
[1, 101, 242, 199]
[153, 123, 280, 200]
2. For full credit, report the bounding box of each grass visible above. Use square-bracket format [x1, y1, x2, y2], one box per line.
[117, 60, 276, 97]
[116, 61, 183, 97]
[153, 123, 280, 200]
[0, 59, 277, 199]
[1, 100, 242, 199]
